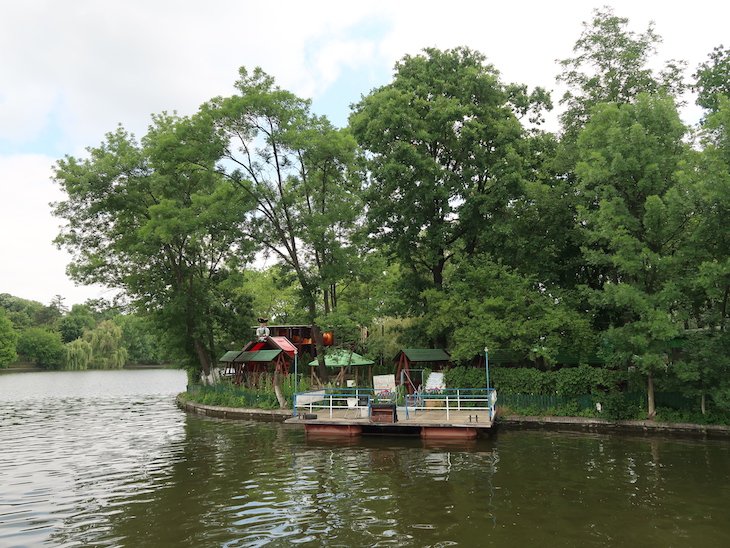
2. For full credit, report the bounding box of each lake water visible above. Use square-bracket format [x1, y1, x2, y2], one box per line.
[1, 369, 729, 547]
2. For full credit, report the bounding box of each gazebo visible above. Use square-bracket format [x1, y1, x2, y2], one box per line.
[232, 349, 289, 386]
[219, 335, 297, 387]
[394, 348, 451, 393]
[308, 349, 374, 386]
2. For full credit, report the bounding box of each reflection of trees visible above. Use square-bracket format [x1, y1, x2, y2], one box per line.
[46, 418, 730, 546]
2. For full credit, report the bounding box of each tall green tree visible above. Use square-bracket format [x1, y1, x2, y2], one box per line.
[422, 255, 594, 363]
[557, 6, 685, 137]
[207, 67, 361, 379]
[53, 114, 255, 379]
[575, 93, 690, 418]
[694, 45, 730, 115]
[350, 47, 542, 344]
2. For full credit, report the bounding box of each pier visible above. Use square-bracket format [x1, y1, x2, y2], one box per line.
[285, 388, 497, 439]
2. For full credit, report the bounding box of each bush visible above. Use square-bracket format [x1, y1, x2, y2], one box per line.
[445, 365, 628, 397]
[187, 373, 312, 410]
[17, 327, 64, 368]
[599, 392, 641, 421]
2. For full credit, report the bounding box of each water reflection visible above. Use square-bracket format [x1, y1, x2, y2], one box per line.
[1, 370, 730, 546]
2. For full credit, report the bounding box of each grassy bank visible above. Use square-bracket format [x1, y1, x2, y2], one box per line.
[185, 375, 308, 410]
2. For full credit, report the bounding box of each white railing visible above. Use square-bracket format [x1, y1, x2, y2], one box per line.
[405, 388, 497, 421]
[293, 388, 373, 418]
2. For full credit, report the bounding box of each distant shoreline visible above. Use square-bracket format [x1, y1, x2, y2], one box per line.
[1, 364, 174, 373]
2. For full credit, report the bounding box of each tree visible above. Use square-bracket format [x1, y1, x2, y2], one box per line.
[350, 47, 539, 344]
[557, 6, 685, 137]
[115, 314, 163, 365]
[59, 304, 96, 343]
[421, 255, 594, 364]
[674, 333, 730, 414]
[84, 320, 127, 369]
[17, 328, 65, 368]
[65, 338, 93, 370]
[53, 114, 255, 379]
[207, 67, 361, 381]
[694, 45, 730, 114]
[574, 93, 690, 418]
[0, 294, 44, 330]
[0, 309, 18, 368]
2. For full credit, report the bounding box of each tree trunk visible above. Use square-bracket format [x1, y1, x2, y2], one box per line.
[701, 392, 706, 415]
[273, 370, 287, 409]
[306, 298, 328, 384]
[311, 323, 328, 384]
[647, 372, 656, 420]
[193, 338, 212, 379]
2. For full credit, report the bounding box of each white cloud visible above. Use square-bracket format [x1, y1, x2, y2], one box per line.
[0, 154, 109, 305]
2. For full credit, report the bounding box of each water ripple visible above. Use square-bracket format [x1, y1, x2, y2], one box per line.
[2, 371, 730, 546]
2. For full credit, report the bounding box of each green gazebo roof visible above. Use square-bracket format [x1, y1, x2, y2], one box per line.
[308, 349, 375, 368]
[233, 349, 282, 363]
[219, 350, 243, 363]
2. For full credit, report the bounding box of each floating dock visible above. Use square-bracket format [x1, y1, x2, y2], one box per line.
[285, 388, 497, 440]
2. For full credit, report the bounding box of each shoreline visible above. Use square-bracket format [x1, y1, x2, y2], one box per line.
[176, 395, 730, 439]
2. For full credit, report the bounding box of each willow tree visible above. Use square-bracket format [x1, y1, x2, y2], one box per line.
[53, 115, 255, 380]
[205, 68, 362, 379]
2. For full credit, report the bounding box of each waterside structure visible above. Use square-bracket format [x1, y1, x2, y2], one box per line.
[285, 388, 497, 440]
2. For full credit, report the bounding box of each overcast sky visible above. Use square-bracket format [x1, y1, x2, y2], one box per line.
[1, 0, 728, 306]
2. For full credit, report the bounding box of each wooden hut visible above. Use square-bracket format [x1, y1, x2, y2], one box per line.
[221, 335, 297, 387]
[394, 348, 451, 393]
[232, 349, 290, 386]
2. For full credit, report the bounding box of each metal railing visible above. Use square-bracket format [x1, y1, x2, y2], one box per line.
[405, 388, 497, 421]
[293, 388, 375, 418]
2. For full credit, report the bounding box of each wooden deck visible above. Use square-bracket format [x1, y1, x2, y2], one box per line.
[285, 407, 495, 439]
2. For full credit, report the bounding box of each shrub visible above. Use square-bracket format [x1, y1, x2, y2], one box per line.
[17, 328, 64, 368]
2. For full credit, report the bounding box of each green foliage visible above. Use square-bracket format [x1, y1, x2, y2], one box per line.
[187, 374, 310, 409]
[0, 309, 18, 368]
[557, 6, 685, 136]
[600, 392, 641, 421]
[114, 314, 163, 364]
[84, 320, 127, 369]
[423, 256, 595, 363]
[445, 365, 628, 398]
[64, 338, 93, 370]
[17, 328, 65, 369]
[0, 293, 54, 330]
[694, 45, 730, 114]
[350, 46, 537, 341]
[53, 113, 256, 377]
[240, 267, 304, 326]
[59, 304, 96, 343]
[443, 366, 488, 390]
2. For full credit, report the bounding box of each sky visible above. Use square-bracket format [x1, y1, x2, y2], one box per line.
[1, 0, 728, 307]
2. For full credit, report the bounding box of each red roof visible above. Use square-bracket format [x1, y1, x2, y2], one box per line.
[269, 336, 296, 356]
